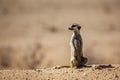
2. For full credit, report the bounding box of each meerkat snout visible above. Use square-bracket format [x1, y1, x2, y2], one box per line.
[68, 23, 81, 31]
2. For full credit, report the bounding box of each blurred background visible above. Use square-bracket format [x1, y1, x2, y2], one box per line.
[0, 0, 120, 69]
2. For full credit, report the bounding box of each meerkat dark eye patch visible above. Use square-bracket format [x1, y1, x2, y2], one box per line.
[78, 27, 81, 30]
[71, 24, 76, 27]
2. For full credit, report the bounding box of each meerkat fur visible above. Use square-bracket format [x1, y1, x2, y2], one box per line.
[69, 23, 87, 68]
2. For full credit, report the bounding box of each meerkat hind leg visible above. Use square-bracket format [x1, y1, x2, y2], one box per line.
[79, 57, 88, 67]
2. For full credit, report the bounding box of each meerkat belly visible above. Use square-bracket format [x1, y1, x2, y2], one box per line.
[70, 42, 74, 59]
[70, 42, 78, 63]
[70, 35, 83, 61]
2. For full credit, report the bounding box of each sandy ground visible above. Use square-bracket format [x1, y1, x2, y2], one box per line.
[0, 64, 120, 80]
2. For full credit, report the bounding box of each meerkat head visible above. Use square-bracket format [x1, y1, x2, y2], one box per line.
[68, 23, 81, 31]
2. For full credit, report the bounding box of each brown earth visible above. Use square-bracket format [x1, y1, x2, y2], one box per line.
[0, 64, 120, 80]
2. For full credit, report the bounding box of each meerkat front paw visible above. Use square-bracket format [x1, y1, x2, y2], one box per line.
[71, 58, 78, 68]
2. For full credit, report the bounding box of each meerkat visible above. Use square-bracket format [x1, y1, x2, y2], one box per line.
[68, 23, 87, 68]
[52, 23, 87, 69]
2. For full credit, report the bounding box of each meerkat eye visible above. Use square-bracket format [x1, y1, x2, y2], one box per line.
[78, 27, 81, 30]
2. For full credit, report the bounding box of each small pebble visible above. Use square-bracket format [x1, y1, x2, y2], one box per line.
[26, 73, 28, 75]
[115, 75, 119, 78]
[92, 65, 102, 70]
[78, 69, 83, 72]
[35, 69, 42, 73]
[26, 78, 28, 80]
[83, 73, 87, 76]
[52, 65, 61, 69]
[65, 71, 68, 73]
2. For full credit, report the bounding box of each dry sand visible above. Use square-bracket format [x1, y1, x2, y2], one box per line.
[0, 0, 120, 70]
[0, 64, 120, 80]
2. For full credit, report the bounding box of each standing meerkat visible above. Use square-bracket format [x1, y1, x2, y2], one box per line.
[68, 23, 87, 68]
[52, 24, 87, 69]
